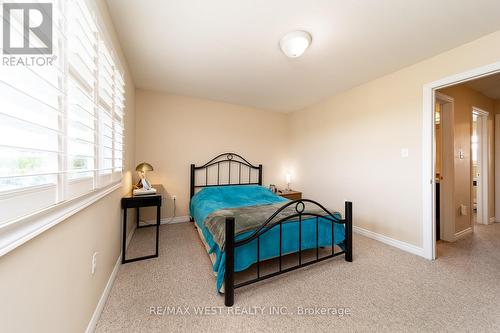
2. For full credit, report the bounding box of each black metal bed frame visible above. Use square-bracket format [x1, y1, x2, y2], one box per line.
[190, 153, 352, 306]
[190, 152, 262, 199]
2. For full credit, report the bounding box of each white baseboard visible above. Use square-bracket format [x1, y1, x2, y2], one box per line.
[86, 225, 137, 332]
[85, 214, 189, 332]
[140, 215, 191, 226]
[454, 227, 472, 240]
[353, 226, 425, 258]
[161, 215, 191, 224]
[125, 225, 136, 250]
[85, 253, 122, 333]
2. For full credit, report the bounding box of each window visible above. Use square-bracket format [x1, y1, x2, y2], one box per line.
[97, 40, 124, 185]
[0, 0, 125, 225]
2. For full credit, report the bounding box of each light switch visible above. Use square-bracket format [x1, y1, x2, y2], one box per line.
[401, 148, 409, 158]
[458, 149, 465, 159]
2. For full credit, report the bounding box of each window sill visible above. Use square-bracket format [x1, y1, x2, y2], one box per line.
[0, 182, 122, 257]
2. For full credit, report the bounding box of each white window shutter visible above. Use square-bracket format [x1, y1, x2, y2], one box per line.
[0, 0, 125, 225]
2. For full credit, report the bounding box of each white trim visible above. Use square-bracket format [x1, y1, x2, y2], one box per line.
[0, 183, 57, 200]
[162, 216, 191, 224]
[435, 92, 455, 103]
[472, 107, 489, 225]
[490, 217, 496, 224]
[140, 215, 191, 226]
[472, 107, 490, 116]
[85, 253, 121, 333]
[435, 92, 455, 242]
[84, 216, 173, 333]
[126, 224, 136, 249]
[353, 226, 425, 258]
[496, 114, 500, 223]
[454, 227, 473, 240]
[422, 84, 435, 259]
[85, 0, 124, 74]
[0, 183, 121, 257]
[85, 217, 136, 332]
[422, 60, 500, 260]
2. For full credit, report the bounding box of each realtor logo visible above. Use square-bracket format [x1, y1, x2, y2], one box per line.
[2, 3, 53, 54]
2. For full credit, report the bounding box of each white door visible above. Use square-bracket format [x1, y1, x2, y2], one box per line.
[473, 107, 489, 225]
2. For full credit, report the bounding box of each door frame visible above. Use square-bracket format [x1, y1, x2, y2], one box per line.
[435, 92, 455, 242]
[495, 114, 500, 223]
[422, 61, 500, 260]
[472, 106, 489, 225]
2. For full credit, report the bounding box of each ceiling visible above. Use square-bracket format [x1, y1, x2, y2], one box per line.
[465, 73, 500, 100]
[106, 0, 500, 112]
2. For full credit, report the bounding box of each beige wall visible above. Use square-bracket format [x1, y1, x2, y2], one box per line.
[0, 1, 136, 332]
[438, 85, 495, 232]
[288, 30, 500, 247]
[135, 90, 289, 220]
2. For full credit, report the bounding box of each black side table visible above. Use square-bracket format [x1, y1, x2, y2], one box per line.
[121, 193, 162, 264]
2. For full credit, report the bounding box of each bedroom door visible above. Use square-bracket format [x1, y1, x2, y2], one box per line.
[472, 107, 489, 225]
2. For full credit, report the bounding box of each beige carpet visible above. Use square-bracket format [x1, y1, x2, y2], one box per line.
[95, 223, 500, 333]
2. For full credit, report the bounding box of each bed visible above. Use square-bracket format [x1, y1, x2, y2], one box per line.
[189, 153, 352, 306]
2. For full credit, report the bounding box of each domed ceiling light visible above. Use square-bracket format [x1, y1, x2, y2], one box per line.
[279, 30, 312, 58]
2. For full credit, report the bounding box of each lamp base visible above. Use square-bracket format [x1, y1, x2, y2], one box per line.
[133, 188, 157, 196]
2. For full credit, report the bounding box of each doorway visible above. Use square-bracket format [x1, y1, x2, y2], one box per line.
[423, 62, 500, 260]
[472, 107, 489, 225]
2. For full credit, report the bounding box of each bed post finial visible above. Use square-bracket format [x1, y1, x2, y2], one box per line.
[345, 201, 353, 262]
[225, 216, 235, 306]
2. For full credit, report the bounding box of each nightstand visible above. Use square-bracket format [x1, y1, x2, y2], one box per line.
[121, 188, 162, 264]
[277, 190, 302, 200]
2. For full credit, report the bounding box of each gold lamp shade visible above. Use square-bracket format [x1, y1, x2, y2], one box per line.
[136, 162, 153, 172]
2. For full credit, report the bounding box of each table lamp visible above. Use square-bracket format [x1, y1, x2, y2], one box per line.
[134, 162, 156, 195]
[285, 173, 292, 191]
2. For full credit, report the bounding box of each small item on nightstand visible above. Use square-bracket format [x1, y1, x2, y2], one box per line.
[269, 184, 277, 193]
[278, 189, 302, 200]
[134, 162, 157, 195]
[133, 188, 157, 196]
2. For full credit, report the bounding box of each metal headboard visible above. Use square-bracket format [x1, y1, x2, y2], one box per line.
[190, 153, 262, 199]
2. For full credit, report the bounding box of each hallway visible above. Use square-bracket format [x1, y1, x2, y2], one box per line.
[437, 223, 500, 262]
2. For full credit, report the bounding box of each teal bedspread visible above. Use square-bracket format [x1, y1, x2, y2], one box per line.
[189, 185, 345, 292]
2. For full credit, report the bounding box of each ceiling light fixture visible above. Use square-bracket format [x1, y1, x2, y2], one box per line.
[279, 30, 312, 58]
